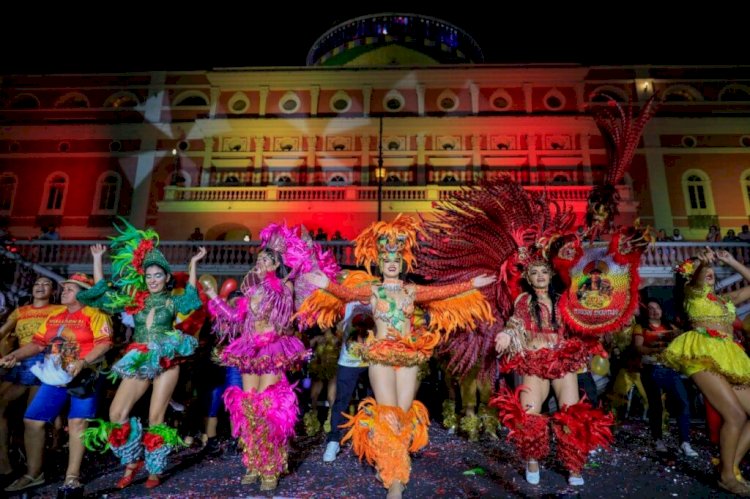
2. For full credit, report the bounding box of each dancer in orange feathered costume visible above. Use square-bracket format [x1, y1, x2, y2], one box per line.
[299, 215, 495, 498]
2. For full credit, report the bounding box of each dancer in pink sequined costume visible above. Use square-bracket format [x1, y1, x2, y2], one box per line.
[205, 223, 336, 491]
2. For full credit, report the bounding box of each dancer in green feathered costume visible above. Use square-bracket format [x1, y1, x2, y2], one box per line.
[80, 218, 206, 490]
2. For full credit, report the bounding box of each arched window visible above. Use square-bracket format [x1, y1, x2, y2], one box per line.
[10, 93, 40, 109]
[93, 172, 121, 213]
[54, 92, 90, 108]
[170, 170, 190, 187]
[328, 175, 347, 185]
[385, 174, 401, 185]
[277, 175, 293, 186]
[173, 92, 209, 107]
[441, 174, 458, 184]
[686, 175, 706, 210]
[663, 85, 703, 103]
[0, 174, 17, 213]
[681, 170, 714, 216]
[719, 84, 750, 102]
[552, 174, 570, 185]
[104, 91, 140, 108]
[590, 86, 628, 103]
[40, 173, 68, 214]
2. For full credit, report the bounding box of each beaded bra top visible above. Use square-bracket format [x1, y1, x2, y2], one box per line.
[685, 284, 735, 329]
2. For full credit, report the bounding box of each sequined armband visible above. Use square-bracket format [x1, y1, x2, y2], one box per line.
[499, 317, 530, 356]
[414, 281, 474, 303]
[326, 280, 371, 303]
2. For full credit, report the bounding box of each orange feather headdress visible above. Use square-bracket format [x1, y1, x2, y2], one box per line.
[354, 214, 419, 274]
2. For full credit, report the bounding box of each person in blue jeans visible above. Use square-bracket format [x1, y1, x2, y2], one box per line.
[201, 291, 244, 455]
[634, 299, 698, 457]
[323, 303, 373, 463]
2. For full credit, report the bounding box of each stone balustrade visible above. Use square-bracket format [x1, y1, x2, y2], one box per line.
[162, 184, 634, 205]
[10, 240, 749, 281]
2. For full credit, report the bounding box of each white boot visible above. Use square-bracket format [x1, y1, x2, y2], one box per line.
[323, 441, 340, 463]
[525, 460, 540, 485]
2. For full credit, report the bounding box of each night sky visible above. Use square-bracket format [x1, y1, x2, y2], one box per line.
[2, 3, 746, 73]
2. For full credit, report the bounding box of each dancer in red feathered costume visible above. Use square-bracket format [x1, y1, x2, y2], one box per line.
[419, 178, 614, 487]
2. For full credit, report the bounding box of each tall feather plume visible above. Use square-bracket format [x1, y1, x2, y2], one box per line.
[419, 177, 574, 322]
[586, 94, 659, 234]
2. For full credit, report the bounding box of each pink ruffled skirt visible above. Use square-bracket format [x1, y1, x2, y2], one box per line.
[221, 331, 311, 375]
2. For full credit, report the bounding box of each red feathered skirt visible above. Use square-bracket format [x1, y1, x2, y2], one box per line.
[501, 337, 605, 379]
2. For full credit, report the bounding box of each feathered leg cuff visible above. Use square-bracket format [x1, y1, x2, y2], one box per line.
[341, 397, 411, 489]
[143, 424, 184, 475]
[81, 417, 143, 466]
[551, 399, 614, 474]
[490, 385, 550, 461]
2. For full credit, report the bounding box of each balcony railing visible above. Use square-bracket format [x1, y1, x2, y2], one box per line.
[10, 240, 750, 280]
[163, 185, 634, 204]
[11, 240, 356, 275]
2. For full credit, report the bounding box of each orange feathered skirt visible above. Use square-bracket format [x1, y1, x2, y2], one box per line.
[351, 328, 440, 367]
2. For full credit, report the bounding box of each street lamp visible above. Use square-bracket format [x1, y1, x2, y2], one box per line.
[376, 115, 385, 221]
[170, 148, 179, 186]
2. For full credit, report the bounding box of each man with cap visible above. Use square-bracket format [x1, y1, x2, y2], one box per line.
[0, 276, 64, 483]
[1, 273, 112, 495]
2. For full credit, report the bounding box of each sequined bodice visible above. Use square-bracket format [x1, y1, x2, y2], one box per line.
[686, 285, 735, 332]
[133, 292, 177, 343]
[373, 282, 415, 333]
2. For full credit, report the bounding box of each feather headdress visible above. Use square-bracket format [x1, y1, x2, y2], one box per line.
[354, 214, 419, 274]
[106, 217, 170, 312]
[586, 94, 659, 236]
[419, 177, 576, 320]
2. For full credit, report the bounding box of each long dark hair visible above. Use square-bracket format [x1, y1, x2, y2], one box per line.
[638, 298, 671, 330]
[259, 249, 290, 279]
[519, 273, 560, 331]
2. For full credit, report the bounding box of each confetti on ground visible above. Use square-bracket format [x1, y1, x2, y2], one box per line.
[6, 419, 740, 498]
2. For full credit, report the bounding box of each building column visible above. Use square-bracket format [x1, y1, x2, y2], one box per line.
[643, 130, 673, 230]
[416, 133, 426, 184]
[209, 87, 220, 118]
[416, 84, 426, 117]
[527, 134, 538, 184]
[360, 134, 371, 184]
[471, 134, 481, 182]
[522, 83, 533, 114]
[254, 135, 264, 185]
[363, 86, 372, 117]
[469, 81, 479, 115]
[310, 85, 320, 116]
[307, 135, 317, 185]
[259, 86, 269, 116]
[130, 72, 165, 227]
[200, 138, 213, 186]
[580, 133, 593, 184]
[130, 142, 157, 228]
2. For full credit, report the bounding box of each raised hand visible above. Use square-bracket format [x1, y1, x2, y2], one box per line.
[697, 247, 714, 265]
[192, 246, 208, 263]
[90, 244, 107, 258]
[472, 274, 497, 288]
[715, 249, 736, 264]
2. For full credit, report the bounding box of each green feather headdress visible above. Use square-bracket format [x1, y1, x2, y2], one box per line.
[107, 217, 170, 311]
